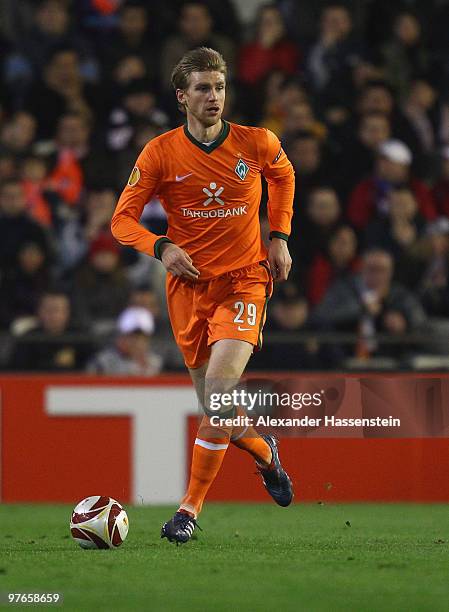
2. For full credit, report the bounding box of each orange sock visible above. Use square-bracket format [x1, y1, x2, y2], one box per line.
[231, 407, 272, 467]
[179, 419, 229, 518]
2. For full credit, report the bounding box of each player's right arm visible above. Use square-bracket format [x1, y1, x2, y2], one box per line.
[111, 142, 199, 279]
[111, 141, 170, 259]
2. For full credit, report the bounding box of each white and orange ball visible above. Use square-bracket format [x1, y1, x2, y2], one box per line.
[70, 496, 129, 549]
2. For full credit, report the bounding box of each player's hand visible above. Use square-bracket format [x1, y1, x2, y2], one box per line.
[160, 243, 200, 281]
[268, 238, 292, 281]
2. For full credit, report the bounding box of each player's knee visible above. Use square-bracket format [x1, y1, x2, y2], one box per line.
[203, 402, 235, 419]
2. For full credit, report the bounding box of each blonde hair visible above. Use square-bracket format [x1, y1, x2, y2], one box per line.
[171, 46, 227, 91]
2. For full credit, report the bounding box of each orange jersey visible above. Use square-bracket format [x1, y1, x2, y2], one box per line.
[111, 120, 294, 280]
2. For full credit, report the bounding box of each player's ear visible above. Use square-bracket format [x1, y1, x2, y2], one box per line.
[176, 88, 186, 106]
[176, 89, 188, 114]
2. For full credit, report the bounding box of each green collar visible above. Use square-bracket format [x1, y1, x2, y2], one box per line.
[183, 120, 230, 153]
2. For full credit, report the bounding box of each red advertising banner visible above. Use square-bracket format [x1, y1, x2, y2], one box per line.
[1, 374, 449, 503]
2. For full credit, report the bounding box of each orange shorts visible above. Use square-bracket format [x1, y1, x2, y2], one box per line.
[166, 261, 273, 369]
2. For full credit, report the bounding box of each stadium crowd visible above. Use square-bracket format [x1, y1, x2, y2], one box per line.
[1, 0, 449, 373]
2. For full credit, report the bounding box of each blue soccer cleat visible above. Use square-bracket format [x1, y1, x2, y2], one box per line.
[161, 511, 198, 545]
[258, 434, 294, 507]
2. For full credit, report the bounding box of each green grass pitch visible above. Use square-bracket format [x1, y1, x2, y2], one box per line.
[1, 503, 449, 611]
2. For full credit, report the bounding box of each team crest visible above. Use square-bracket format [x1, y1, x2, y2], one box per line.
[128, 166, 140, 186]
[235, 158, 249, 181]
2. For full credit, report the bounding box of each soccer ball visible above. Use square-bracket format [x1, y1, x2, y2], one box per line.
[70, 496, 129, 549]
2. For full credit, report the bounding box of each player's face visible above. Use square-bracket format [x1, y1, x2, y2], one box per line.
[179, 71, 226, 127]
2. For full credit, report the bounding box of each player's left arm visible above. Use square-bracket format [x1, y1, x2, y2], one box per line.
[261, 129, 295, 281]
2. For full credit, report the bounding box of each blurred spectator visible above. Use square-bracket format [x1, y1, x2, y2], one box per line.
[402, 79, 438, 154]
[274, 0, 324, 43]
[351, 60, 385, 93]
[20, 155, 53, 227]
[0, 1, 33, 45]
[252, 282, 321, 370]
[402, 78, 440, 178]
[307, 225, 360, 306]
[312, 248, 427, 359]
[25, 47, 98, 139]
[100, 2, 158, 84]
[429, 2, 449, 81]
[160, 2, 235, 91]
[17, 0, 97, 82]
[0, 179, 50, 276]
[199, 0, 241, 41]
[261, 75, 308, 134]
[282, 100, 327, 142]
[54, 112, 91, 158]
[417, 218, 449, 317]
[339, 112, 391, 193]
[128, 285, 161, 320]
[127, 284, 183, 369]
[356, 80, 396, 116]
[380, 11, 429, 100]
[109, 53, 148, 91]
[0, 241, 51, 328]
[364, 186, 424, 258]
[238, 4, 299, 88]
[87, 306, 163, 375]
[106, 79, 169, 152]
[432, 147, 449, 217]
[56, 188, 117, 274]
[0, 153, 17, 182]
[124, 246, 167, 308]
[50, 111, 113, 191]
[230, 0, 269, 31]
[287, 131, 322, 177]
[28, 112, 113, 226]
[292, 186, 342, 269]
[286, 132, 339, 216]
[83, 189, 117, 242]
[10, 291, 92, 371]
[354, 81, 423, 155]
[72, 232, 131, 330]
[74, 0, 123, 37]
[306, 4, 360, 105]
[47, 148, 83, 209]
[0, 112, 37, 158]
[347, 139, 436, 230]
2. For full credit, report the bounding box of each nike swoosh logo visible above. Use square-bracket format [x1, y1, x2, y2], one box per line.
[237, 327, 252, 332]
[176, 173, 193, 182]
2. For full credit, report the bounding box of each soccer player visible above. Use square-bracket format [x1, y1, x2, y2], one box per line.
[111, 47, 295, 544]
